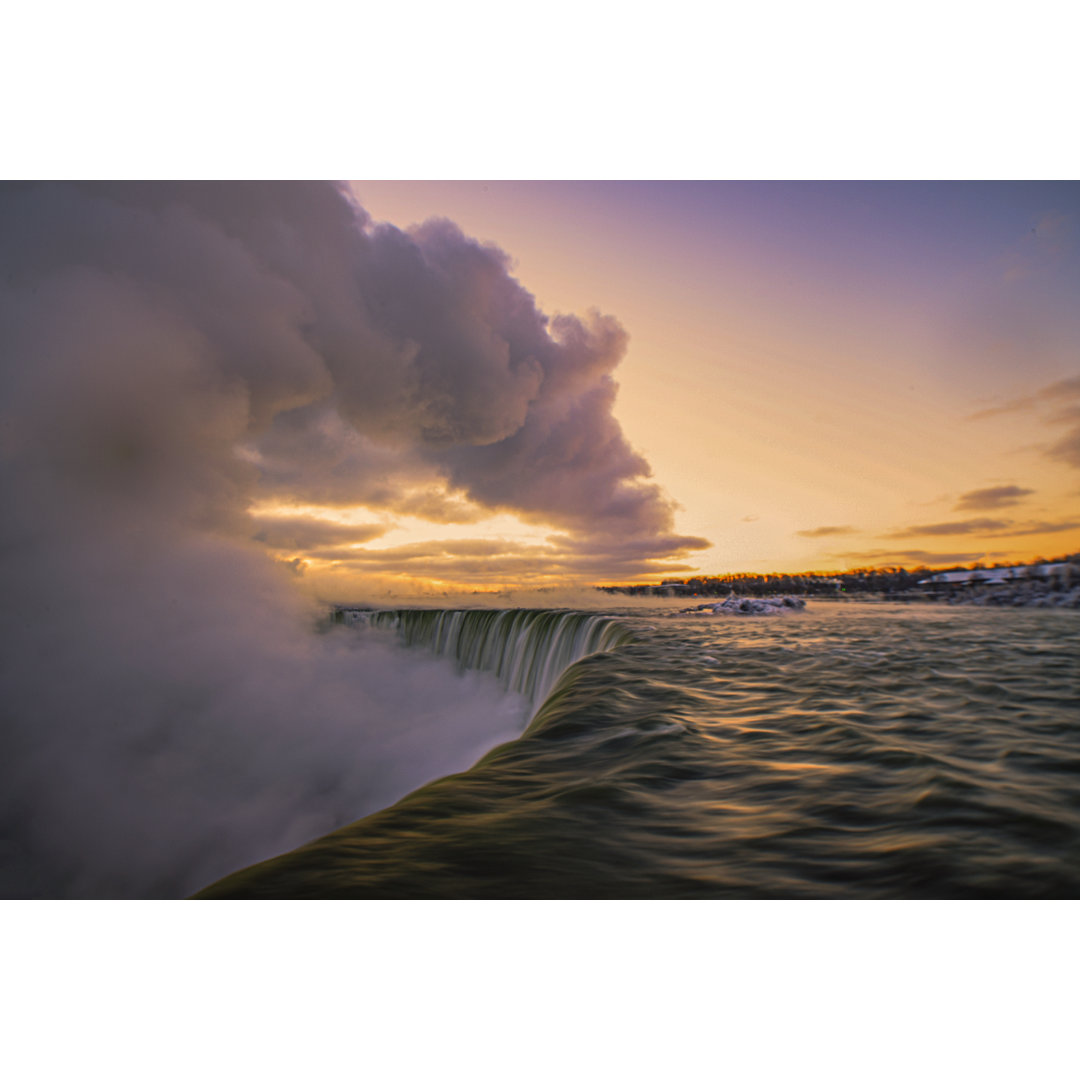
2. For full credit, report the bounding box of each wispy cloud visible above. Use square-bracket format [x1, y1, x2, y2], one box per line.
[302, 535, 704, 584]
[829, 548, 1005, 567]
[885, 518, 1010, 538]
[993, 520, 1080, 537]
[795, 525, 855, 538]
[884, 517, 1080, 540]
[251, 516, 389, 551]
[953, 485, 1034, 512]
[0, 181, 715, 896]
[1047, 419, 1080, 469]
[969, 375, 1080, 470]
[967, 397, 1037, 422]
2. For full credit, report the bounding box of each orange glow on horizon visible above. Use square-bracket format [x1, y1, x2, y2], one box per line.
[341, 181, 1080, 586]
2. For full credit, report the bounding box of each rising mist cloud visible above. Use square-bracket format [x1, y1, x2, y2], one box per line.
[1, 182, 704, 569]
[0, 181, 704, 896]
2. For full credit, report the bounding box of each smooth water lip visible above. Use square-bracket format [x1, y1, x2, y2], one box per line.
[358, 608, 634, 717]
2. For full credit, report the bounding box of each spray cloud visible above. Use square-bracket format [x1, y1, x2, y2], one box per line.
[0, 182, 705, 896]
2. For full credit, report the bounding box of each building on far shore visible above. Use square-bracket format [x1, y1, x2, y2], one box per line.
[919, 563, 1072, 590]
[601, 556, 1078, 606]
[659, 580, 692, 594]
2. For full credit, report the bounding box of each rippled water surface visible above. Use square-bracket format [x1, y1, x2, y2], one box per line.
[200, 604, 1080, 898]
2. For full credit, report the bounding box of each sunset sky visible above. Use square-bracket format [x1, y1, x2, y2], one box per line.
[338, 182, 1080, 587]
[4, 182, 1078, 599]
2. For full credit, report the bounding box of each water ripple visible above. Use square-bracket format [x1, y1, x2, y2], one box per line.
[199, 604, 1080, 898]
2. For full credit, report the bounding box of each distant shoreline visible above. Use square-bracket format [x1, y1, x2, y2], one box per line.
[601, 578, 1080, 611]
[816, 586, 1080, 609]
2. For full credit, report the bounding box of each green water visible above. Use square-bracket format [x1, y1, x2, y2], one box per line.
[198, 603, 1080, 898]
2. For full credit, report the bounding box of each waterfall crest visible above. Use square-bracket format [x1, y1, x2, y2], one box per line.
[340, 608, 632, 710]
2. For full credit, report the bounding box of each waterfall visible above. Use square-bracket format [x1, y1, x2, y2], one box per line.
[344, 609, 632, 711]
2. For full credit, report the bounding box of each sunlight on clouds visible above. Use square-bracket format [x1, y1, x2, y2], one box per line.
[250, 500, 388, 526]
[353, 181, 1080, 577]
[248, 495, 576, 594]
[249, 499, 557, 548]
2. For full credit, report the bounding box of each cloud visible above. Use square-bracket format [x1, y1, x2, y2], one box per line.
[970, 377, 1080, 422]
[0, 182, 710, 896]
[967, 397, 1036, 422]
[1047, 422, 1080, 468]
[304, 531, 712, 586]
[884, 516, 1079, 540]
[391, 489, 490, 524]
[991, 520, 1080, 537]
[309, 542, 574, 585]
[795, 525, 855, 538]
[251, 516, 389, 551]
[953, 485, 1034, 512]
[830, 549, 1005, 566]
[885, 518, 1011, 538]
[1040, 381, 1080, 468]
[1, 182, 707, 565]
[969, 374, 1080, 470]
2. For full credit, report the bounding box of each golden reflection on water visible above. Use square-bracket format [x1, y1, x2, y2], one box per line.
[202, 603, 1080, 899]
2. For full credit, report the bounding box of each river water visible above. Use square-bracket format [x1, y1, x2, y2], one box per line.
[198, 602, 1080, 898]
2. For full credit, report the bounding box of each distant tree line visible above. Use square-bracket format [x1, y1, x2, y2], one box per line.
[599, 552, 1080, 599]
